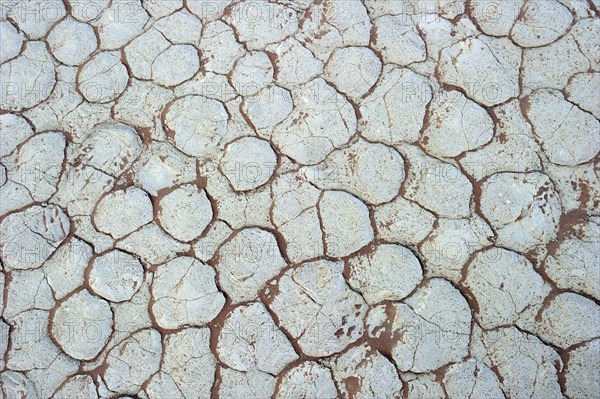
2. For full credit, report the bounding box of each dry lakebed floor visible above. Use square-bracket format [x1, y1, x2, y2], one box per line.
[0, 0, 599, 398]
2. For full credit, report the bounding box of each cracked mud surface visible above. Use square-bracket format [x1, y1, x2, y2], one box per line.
[0, 0, 599, 398]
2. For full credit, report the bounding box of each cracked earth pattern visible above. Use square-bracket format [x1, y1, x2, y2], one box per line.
[0, 0, 599, 398]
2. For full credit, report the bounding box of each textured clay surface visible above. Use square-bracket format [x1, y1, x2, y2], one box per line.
[0, 0, 599, 398]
